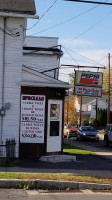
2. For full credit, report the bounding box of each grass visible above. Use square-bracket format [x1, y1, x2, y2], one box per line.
[0, 144, 111, 186]
[0, 172, 112, 185]
[63, 144, 94, 155]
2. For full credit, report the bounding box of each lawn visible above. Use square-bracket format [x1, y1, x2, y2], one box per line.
[63, 144, 94, 155]
[0, 172, 112, 185]
[0, 144, 111, 186]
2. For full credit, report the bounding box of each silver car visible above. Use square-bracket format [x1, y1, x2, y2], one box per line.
[76, 126, 99, 141]
[104, 124, 112, 147]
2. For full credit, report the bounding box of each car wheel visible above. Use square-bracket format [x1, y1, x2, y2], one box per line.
[104, 137, 109, 147]
[76, 135, 79, 141]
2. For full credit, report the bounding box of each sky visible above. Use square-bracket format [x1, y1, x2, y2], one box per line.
[26, 0, 112, 82]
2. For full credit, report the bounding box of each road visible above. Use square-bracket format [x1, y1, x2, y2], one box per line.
[0, 189, 112, 200]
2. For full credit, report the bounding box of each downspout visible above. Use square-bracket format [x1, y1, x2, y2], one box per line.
[0, 17, 6, 145]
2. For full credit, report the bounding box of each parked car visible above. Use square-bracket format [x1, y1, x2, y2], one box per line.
[76, 126, 99, 141]
[104, 124, 112, 147]
[64, 124, 78, 139]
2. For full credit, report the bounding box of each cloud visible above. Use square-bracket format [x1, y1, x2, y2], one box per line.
[59, 49, 112, 82]
[59, 38, 95, 47]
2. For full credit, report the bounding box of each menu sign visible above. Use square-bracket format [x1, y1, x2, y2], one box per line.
[20, 95, 45, 143]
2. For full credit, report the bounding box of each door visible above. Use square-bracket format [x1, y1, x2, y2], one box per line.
[47, 100, 62, 152]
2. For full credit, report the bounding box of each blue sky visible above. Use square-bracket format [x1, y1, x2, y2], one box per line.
[27, 0, 112, 82]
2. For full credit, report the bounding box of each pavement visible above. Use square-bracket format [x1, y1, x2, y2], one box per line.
[0, 133, 112, 190]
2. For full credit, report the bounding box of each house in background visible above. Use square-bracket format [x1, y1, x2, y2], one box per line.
[76, 96, 112, 124]
[0, 0, 71, 158]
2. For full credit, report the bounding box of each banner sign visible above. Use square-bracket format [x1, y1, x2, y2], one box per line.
[74, 86, 102, 97]
[75, 71, 103, 87]
[20, 95, 45, 143]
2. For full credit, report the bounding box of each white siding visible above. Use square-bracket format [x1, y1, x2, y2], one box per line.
[23, 36, 59, 78]
[24, 36, 59, 48]
[0, 16, 25, 157]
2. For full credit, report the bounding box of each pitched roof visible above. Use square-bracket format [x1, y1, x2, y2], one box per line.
[0, 0, 36, 15]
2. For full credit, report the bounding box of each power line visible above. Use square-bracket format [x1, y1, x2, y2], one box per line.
[62, 46, 79, 65]
[71, 8, 112, 41]
[61, 46, 105, 67]
[26, 0, 58, 31]
[31, 3, 101, 36]
[64, 0, 112, 5]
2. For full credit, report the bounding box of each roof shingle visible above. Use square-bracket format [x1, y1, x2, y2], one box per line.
[0, 0, 36, 15]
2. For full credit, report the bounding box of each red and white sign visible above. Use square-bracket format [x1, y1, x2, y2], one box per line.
[75, 71, 103, 87]
[20, 95, 45, 143]
[75, 86, 102, 97]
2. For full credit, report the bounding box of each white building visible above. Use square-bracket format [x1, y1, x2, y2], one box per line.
[0, 0, 71, 158]
[76, 96, 112, 124]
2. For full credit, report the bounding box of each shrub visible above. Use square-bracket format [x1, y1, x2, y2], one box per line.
[82, 119, 89, 126]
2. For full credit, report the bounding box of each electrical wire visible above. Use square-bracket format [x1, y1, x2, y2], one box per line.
[62, 46, 79, 65]
[64, 0, 112, 5]
[30, 3, 101, 36]
[26, 0, 58, 31]
[61, 45, 105, 67]
[71, 8, 112, 41]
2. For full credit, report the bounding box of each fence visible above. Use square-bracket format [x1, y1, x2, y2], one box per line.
[0, 138, 16, 159]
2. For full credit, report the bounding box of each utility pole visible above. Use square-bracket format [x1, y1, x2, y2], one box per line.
[96, 98, 98, 120]
[79, 96, 82, 126]
[67, 89, 69, 124]
[107, 52, 110, 124]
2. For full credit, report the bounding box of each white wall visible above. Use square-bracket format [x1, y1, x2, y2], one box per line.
[0, 16, 25, 157]
[23, 36, 60, 78]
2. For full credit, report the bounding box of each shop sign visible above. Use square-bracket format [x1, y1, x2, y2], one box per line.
[74, 86, 102, 97]
[20, 95, 45, 143]
[75, 71, 103, 87]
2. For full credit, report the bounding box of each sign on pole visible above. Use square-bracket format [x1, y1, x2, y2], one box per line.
[75, 71, 103, 87]
[74, 85, 102, 97]
[74, 70, 103, 97]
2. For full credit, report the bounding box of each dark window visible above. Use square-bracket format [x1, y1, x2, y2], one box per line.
[50, 121, 59, 136]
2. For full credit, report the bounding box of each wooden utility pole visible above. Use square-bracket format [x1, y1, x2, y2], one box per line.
[67, 89, 69, 124]
[79, 96, 82, 126]
[107, 52, 110, 124]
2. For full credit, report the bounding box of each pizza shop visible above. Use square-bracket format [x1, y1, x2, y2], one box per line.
[19, 79, 71, 159]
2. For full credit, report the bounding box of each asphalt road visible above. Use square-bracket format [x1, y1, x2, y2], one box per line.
[0, 189, 112, 200]
[0, 133, 112, 178]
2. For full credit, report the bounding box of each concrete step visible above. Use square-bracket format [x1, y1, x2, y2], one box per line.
[39, 154, 76, 163]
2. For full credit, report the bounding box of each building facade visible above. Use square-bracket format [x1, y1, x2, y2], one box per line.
[0, 0, 71, 158]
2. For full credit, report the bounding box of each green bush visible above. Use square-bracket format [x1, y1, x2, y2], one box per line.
[90, 118, 98, 127]
[82, 119, 89, 126]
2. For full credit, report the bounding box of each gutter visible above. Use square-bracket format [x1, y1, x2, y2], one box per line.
[0, 12, 39, 19]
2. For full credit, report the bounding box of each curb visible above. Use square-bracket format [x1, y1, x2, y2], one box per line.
[0, 179, 112, 190]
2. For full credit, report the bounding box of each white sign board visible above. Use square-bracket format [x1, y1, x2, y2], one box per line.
[75, 86, 102, 97]
[75, 71, 103, 87]
[20, 95, 45, 143]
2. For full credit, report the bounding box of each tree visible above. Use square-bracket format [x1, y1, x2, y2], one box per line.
[64, 93, 78, 124]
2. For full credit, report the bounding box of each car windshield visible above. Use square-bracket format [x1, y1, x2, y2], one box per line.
[68, 125, 77, 129]
[82, 127, 96, 131]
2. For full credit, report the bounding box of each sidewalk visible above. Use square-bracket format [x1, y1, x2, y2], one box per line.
[0, 134, 112, 190]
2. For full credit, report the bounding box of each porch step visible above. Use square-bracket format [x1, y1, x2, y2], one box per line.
[39, 154, 76, 163]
